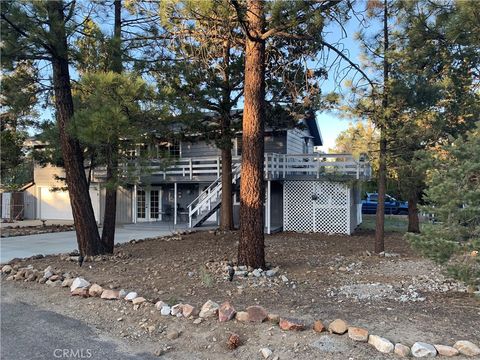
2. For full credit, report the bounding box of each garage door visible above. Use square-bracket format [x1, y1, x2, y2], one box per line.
[39, 187, 99, 221]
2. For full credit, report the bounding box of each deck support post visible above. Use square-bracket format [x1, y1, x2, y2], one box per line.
[133, 184, 137, 223]
[174, 182, 177, 226]
[266, 180, 271, 234]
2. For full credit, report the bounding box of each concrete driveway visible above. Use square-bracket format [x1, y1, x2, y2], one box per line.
[0, 223, 190, 264]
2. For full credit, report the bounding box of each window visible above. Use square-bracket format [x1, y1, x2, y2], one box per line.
[157, 140, 181, 158]
[137, 189, 146, 218]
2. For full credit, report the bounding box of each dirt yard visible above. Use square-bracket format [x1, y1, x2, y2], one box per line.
[0, 224, 75, 237]
[2, 228, 479, 359]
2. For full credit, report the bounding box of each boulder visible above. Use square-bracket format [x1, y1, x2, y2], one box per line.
[313, 320, 326, 333]
[199, 300, 219, 318]
[348, 327, 369, 342]
[100, 290, 120, 300]
[70, 277, 90, 292]
[279, 317, 306, 331]
[411, 342, 437, 358]
[453, 340, 480, 357]
[124, 292, 138, 301]
[218, 301, 236, 322]
[235, 311, 249, 322]
[252, 269, 262, 277]
[246, 305, 268, 323]
[88, 284, 104, 297]
[368, 335, 394, 353]
[395, 343, 411, 357]
[434, 345, 459, 357]
[328, 319, 348, 335]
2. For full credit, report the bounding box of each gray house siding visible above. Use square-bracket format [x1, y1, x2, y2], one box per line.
[181, 141, 220, 158]
[99, 186, 132, 224]
[286, 129, 312, 154]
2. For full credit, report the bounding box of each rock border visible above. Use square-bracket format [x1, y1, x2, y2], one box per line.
[2, 263, 480, 358]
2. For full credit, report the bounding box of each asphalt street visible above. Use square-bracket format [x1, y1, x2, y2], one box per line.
[0, 287, 158, 360]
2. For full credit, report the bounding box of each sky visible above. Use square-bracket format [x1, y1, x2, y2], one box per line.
[313, 6, 373, 153]
[34, 1, 373, 152]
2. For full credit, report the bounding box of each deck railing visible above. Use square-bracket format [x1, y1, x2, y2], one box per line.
[94, 153, 371, 181]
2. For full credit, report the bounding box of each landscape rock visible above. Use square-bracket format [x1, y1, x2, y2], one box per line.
[6, 275, 14, 281]
[70, 277, 90, 292]
[411, 342, 437, 357]
[265, 267, 279, 277]
[1, 265, 13, 274]
[160, 305, 171, 316]
[182, 304, 197, 318]
[235, 271, 248, 277]
[155, 301, 166, 311]
[88, 284, 104, 297]
[313, 320, 326, 333]
[71, 288, 89, 297]
[267, 313, 280, 324]
[246, 305, 268, 323]
[119, 289, 127, 298]
[252, 269, 262, 277]
[453, 340, 480, 356]
[132, 297, 146, 305]
[62, 278, 74, 288]
[395, 343, 411, 357]
[281, 275, 288, 282]
[166, 330, 180, 340]
[279, 317, 306, 331]
[46, 280, 61, 287]
[170, 304, 183, 316]
[328, 319, 348, 335]
[26, 273, 37, 282]
[49, 274, 62, 281]
[124, 292, 138, 301]
[368, 335, 394, 353]
[235, 311, 249, 322]
[260, 347, 273, 359]
[100, 290, 120, 300]
[218, 301, 236, 322]
[347, 327, 369, 342]
[434, 345, 459, 357]
[199, 300, 219, 318]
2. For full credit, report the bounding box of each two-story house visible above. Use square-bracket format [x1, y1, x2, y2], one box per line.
[21, 115, 370, 235]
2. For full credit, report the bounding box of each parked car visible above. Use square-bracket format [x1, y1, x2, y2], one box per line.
[362, 193, 408, 215]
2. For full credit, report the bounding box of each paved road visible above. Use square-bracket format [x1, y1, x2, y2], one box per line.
[0, 288, 159, 360]
[0, 223, 190, 263]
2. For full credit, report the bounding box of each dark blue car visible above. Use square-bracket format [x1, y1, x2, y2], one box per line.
[362, 193, 408, 215]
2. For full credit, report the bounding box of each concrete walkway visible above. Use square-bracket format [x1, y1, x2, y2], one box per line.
[0, 223, 191, 264]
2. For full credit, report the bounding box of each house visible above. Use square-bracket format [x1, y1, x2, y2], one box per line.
[19, 115, 371, 235]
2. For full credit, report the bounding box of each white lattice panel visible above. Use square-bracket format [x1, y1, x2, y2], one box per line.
[284, 181, 351, 234]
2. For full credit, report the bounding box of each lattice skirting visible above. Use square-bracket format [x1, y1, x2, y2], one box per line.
[283, 180, 352, 234]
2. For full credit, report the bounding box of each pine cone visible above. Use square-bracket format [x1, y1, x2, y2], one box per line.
[226, 333, 241, 350]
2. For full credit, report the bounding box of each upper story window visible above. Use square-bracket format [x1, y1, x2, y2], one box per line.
[157, 140, 181, 159]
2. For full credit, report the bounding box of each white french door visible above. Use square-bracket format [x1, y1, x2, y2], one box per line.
[136, 188, 161, 222]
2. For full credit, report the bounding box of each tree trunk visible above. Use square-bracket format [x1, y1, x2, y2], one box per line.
[46, 1, 103, 256]
[375, 134, 386, 253]
[101, 0, 122, 252]
[375, 0, 389, 254]
[220, 147, 234, 230]
[101, 145, 117, 253]
[407, 190, 420, 233]
[237, 0, 266, 269]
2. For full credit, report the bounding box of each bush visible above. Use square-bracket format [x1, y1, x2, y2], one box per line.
[407, 122, 480, 286]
